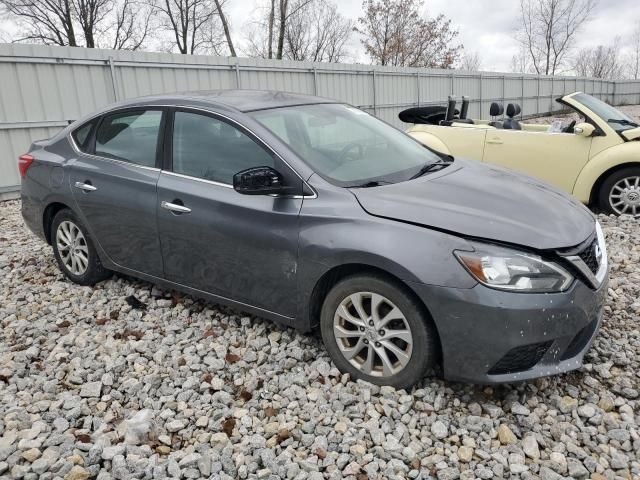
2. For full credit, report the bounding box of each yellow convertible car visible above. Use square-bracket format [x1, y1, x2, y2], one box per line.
[403, 92, 640, 216]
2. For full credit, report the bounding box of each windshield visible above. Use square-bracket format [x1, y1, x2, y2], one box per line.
[572, 93, 638, 132]
[250, 103, 445, 186]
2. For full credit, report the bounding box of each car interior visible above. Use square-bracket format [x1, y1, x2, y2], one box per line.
[400, 96, 585, 135]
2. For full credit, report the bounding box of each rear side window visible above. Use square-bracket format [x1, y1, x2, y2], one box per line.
[71, 120, 95, 152]
[172, 111, 274, 184]
[95, 110, 163, 167]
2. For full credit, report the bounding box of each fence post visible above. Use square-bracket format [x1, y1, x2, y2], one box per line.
[502, 75, 506, 119]
[235, 60, 241, 88]
[313, 66, 318, 96]
[521, 75, 525, 118]
[108, 57, 119, 101]
[536, 76, 540, 115]
[478, 73, 483, 118]
[450, 72, 454, 95]
[416, 71, 420, 106]
[372, 69, 377, 116]
[549, 76, 554, 113]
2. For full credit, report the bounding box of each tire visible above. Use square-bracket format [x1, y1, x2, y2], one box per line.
[51, 208, 111, 285]
[320, 273, 438, 389]
[598, 167, 640, 216]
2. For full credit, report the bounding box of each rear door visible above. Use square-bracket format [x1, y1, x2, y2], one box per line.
[68, 108, 165, 276]
[156, 108, 303, 317]
[482, 129, 593, 192]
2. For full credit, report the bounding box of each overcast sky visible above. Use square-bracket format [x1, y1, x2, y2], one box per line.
[1, 0, 638, 72]
[225, 0, 640, 72]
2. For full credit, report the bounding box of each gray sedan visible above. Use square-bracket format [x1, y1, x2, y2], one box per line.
[20, 90, 608, 388]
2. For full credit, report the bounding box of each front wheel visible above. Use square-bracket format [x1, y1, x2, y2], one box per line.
[320, 274, 438, 389]
[599, 167, 640, 216]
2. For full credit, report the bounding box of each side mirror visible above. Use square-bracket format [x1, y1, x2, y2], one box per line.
[574, 122, 595, 137]
[233, 166, 288, 195]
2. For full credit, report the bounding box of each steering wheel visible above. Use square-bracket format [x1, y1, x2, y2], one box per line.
[563, 120, 576, 134]
[339, 142, 364, 162]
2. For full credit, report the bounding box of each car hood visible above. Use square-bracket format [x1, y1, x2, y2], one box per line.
[351, 159, 595, 250]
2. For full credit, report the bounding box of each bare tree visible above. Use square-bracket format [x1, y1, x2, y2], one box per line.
[151, 0, 226, 54]
[213, 0, 235, 56]
[72, 0, 111, 48]
[356, 0, 461, 68]
[574, 40, 623, 79]
[285, 0, 352, 62]
[110, 0, 153, 50]
[0, 0, 79, 46]
[510, 43, 534, 73]
[517, 0, 596, 75]
[457, 51, 481, 71]
[627, 21, 640, 80]
[245, 0, 319, 60]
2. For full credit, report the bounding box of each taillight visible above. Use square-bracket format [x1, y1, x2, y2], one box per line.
[18, 154, 34, 178]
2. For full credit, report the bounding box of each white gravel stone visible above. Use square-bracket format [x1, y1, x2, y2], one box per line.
[1, 198, 639, 479]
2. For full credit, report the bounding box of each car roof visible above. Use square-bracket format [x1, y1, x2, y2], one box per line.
[116, 89, 338, 113]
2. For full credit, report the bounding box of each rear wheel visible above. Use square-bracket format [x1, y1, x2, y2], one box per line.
[51, 209, 111, 285]
[599, 167, 640, 216]
[320, 274, 438, 389]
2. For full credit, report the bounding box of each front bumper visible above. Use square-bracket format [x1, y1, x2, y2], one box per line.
[411, 273, 608, 384]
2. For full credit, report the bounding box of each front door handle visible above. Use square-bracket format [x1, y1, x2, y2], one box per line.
[74, 181, 97, 192]
[161, 200, 191, 214]
[486, 138, 503, 145]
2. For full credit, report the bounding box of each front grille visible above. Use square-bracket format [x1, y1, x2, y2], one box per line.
[561, 319, 598, 361]
[488, 341, 553, 375]
[577, 238, 600, 274]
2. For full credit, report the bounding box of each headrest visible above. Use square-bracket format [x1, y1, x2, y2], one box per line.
[506, 103, 521, 118]
[490, 103, 503, 117]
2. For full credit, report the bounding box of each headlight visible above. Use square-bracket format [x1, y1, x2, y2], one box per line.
[454, 243, 573, 293]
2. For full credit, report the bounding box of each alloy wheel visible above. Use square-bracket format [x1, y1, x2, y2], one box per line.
[56, 220, 89, 276]
[609, 176, 640, 216]
[333, 291, 413, 377]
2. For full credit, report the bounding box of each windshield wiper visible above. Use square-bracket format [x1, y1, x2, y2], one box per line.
[608, 118, 639, 127]
[348, 180, 392, 188]
[410, 158, 454, 179]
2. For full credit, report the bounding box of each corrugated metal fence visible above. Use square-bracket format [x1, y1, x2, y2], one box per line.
[1, 43, 640, 195]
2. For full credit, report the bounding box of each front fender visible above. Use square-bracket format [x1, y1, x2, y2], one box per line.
[406, 129, 451, 156]
[572, 142, 640, 203]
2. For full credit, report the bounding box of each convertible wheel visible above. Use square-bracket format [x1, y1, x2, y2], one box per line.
[599, 167, 640, 216]
[320, 274, 438, 389]
[51, 208, 111, 285]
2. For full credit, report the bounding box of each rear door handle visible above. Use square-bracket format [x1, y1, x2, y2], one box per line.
[161, 200, 191, 214]
[486, 138, 503, 145]
[74, 181, 97, 192]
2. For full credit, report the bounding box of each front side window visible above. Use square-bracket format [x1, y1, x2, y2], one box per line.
[95, 110, 163, 167]
[172, 111, 275, 184]
[251, 103, 444, 186]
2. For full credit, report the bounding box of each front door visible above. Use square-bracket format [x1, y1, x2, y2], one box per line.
[156, 108, 303, 317]
[482, 128, 593, 193]
[68, 108, 165, 276]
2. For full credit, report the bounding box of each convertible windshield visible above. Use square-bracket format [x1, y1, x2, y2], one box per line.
[573, 93, 638, 132]
[250, 103, 444, 186]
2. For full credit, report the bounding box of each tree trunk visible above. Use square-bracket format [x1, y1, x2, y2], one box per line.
[267, 0, 275, 59]
[214, 0, 236, 56]
[276, 0, 288, 59]
[64, 0, 78, 46]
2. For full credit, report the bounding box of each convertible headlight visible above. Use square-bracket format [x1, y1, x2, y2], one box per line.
[454, 244, 573, 293]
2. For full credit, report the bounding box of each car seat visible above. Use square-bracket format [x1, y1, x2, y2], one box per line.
[488, 103, 504, 128]
[503, 104, 522, 130]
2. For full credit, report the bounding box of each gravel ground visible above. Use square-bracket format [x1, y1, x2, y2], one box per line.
[1, 199, 639, 480]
